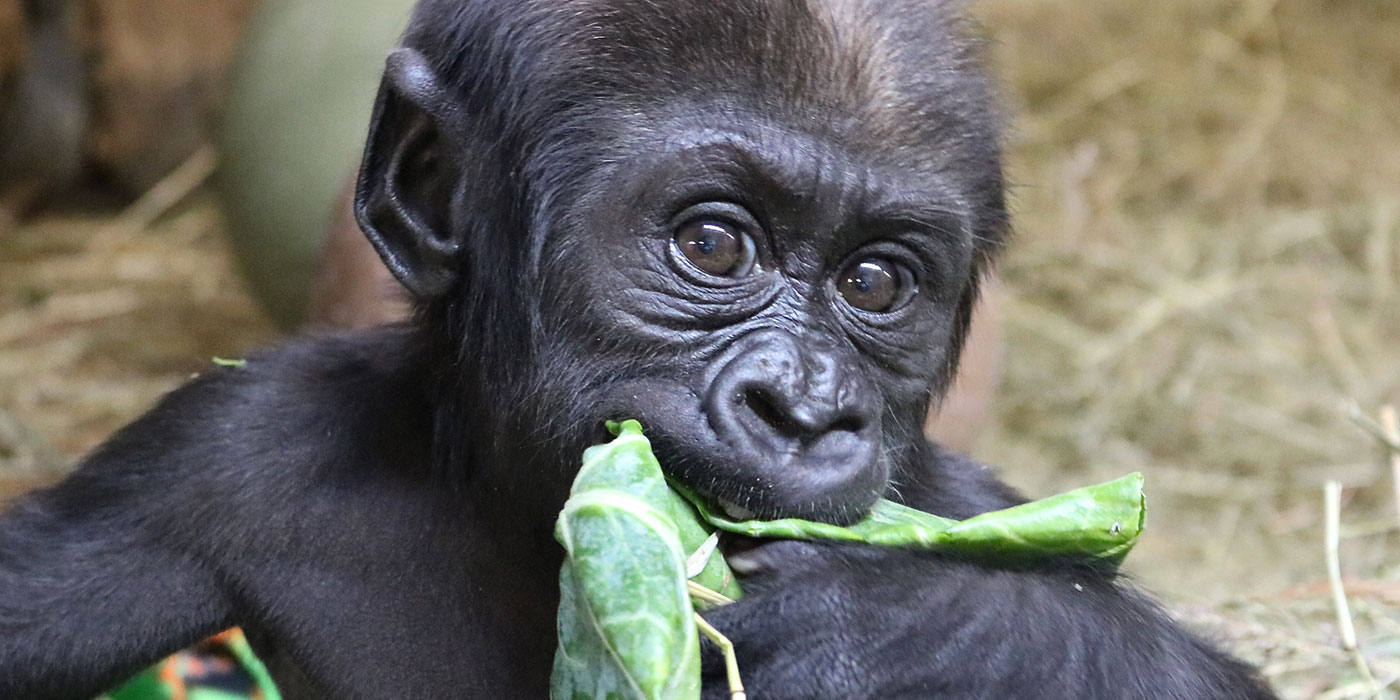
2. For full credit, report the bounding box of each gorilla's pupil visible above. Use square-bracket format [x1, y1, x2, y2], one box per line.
[676, 220, 745, 276]
[839, 258, 900, 312]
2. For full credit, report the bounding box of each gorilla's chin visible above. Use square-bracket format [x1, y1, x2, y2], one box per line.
[595, 378, 888, 524]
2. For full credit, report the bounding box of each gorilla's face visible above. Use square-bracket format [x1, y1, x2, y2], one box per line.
[536, 114, 978, 524]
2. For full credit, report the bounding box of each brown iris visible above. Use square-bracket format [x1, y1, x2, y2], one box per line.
[674, 220, 751, 277]
[838, 258, 902, 312]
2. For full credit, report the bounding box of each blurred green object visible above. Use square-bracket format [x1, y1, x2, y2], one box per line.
[103, 671, 171, 700]
[107, 676, 248, 700]
[218, 0, 414, 327]
[101, 629, 281, 700]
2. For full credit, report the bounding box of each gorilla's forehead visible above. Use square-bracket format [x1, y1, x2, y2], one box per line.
[597, 123, 975, 231]
[570, 0, 988, 150]
[408, 0, 997, 158]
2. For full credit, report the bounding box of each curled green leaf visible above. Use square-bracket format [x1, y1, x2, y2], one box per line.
[553, 490, 698, 700]
[676, 473, 1145, 567]
[551, 420, 737, 700]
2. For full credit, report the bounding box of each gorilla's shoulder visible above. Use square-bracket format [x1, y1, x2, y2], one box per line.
[87, 326, 433, 484]
[232, 325, 423, 388]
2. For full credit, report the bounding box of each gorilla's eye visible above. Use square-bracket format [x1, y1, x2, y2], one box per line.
[837, 257, 913, 312]
[673, 219, 756, 277]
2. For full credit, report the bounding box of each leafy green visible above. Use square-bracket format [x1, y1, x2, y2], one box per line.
[676, 473, 1145, 567]
[553, 421, 1147, 699]
[553, 492, 699, 700]
[551, 420, 736, 700]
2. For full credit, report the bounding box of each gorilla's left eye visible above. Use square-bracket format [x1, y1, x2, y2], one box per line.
[837, 257, 915, 312]
[673, 219, 757, 277]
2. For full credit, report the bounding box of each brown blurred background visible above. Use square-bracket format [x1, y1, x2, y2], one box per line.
[0, 1, 1397, 697]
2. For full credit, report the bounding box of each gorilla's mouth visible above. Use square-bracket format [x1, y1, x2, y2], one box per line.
[718, 533, 820, 576]
[719, 534, 767, 575]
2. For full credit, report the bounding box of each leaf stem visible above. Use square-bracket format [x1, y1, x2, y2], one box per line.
[687, 580, 734, 607]
[694, 613, 746, 700]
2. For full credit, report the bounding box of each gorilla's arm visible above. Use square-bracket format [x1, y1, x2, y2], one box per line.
[0, 375, 240, 699]
[701, 445, 1276, 700]
[0, 332, 566, 700]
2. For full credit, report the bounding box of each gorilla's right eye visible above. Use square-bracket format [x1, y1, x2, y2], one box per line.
[837, 256, 914, 313]
[672, 219, 757, 278]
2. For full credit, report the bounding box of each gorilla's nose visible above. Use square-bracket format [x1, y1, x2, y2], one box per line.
[735, 352, 870, 447]
[703, 331, 883, 519]
[741, 381, 866, 443]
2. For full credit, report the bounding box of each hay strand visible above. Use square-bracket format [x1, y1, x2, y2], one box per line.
[1324, 480, 1377, 691]
[1380, 405, 1400, 531]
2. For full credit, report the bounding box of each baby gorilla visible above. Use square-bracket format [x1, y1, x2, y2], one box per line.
[0, 0, 1277, 698]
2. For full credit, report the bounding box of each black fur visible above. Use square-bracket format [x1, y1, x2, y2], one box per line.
[0, 1, 1276, 698]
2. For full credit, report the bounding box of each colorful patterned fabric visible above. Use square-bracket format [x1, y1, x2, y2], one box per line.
[98, 630, 281, 700]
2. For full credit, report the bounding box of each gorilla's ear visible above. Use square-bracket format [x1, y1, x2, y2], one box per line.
[355, 48, 468, 298]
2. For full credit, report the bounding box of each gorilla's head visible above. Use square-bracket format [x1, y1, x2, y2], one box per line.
[356, 0, 1007, 523]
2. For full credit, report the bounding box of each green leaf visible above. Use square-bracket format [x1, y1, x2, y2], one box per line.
[676, 473, 1146, 567]
[580, 421, 739, 597]
[553, 492, 699, 700]
[551, 420, 734, 700]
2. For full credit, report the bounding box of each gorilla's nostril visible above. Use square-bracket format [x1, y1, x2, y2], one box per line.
[825, 414, 865, 436]
[742, 386, 801, 437]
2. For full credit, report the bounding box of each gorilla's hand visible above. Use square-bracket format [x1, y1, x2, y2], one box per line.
[698, 540, 1273, 700]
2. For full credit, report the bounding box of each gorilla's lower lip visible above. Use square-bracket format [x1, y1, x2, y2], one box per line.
[720, 534, 816, 575]
[719, 534, 767, 575]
